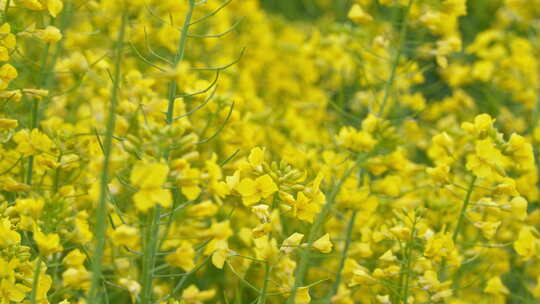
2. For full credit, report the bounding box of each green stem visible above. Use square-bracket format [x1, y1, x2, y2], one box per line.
[439, 176, 477, 284]
[377, 0, 413, 117]
[166, 0, 195, 125]
[39, 0, 74, 117]
[439, 176, 476, 285]
[53, 153, 62, 193]
[157, 187, 179, 251]
[328, 210, 357, 298]
[257, 262, 272, 304]
[287, 154, 366, 303]
[29, 259, 42, 304]
[401, 222, 417, 303]
[25, 43, 50, 185]
[336, 0, 351, 21]
[3, 0, 10, 21]
[139, 3, 195, 301]
[88, 11, 128, 303]
[141, 2, 195, 301]
[26, 1, 73, 185]
[452, 175, 477, 242]
[140, 207, 161, 304]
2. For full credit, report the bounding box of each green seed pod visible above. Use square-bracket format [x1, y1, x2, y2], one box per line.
[262, 162, 272, 174]
[271, 161, 279, 172]
[292, 184, 305, 191]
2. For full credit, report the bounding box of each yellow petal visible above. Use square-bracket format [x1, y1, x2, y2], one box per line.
[248, 147, 265, 167]
[133, 191, 153, 212]
[313, 233, 333, 253]
[182, 185, 201, 200]
[348, 4, 372, 23]
[130, 163, 169, 189]
[236, 178, 257, 197]
[242, 194, 261, 206]
[211, 250, 227, 269]
[484, 276, 509, 295]
[153, 188, 172, 208]
[47, 0, 63, 17]
[295, 287, 311, 304]
[255, 174, 278, 198]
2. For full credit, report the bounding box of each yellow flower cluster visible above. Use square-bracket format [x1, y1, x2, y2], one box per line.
[2, 0, 540, 303]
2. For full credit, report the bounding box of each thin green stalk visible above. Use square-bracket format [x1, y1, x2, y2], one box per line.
[140, 207, 161, 304]
[25, 43, 50, 185]
[166, 0, 195, 125]
[377, 0, 413, 117]
[158, 256, 210, 303]
[138, 2, 195, 302]
[27, 1, 73, 185]
[29, 259, 42, 304]
[157, 187, 179, 251]
[328, 210, 357, 298]
[88, 11, 128, 304]
[439, 177, 476, 284]
[40, 0, 74, 116]
[335, 0, 351, 21]
[53, 153, 62, 192]
[53, 166, 61, 192]
[452, 176, 477, 242]
[3, 0, 10, 20]
[257, 262, 272, 304]
[401, 222, 417, 303]
[287, 154, 367, 303]
[235, 284, 244, 304]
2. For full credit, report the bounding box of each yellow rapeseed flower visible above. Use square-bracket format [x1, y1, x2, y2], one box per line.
[130, 162, 172, 212]
[236, 174, 278, 206]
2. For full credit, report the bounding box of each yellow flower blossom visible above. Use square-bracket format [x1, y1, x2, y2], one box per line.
[292, 191, 321, 223]
[337, 126, 376, 152]
[187, 200, 218, 218]
[254, 235, 279, 263]
[63, 249, 86, 268]
[484, 276, 509, 295]
[0, 23, 15, 62]
[280, 232, 304, 254]
[176, 165, 201, 200]
[0, 0, 538, 302]
[474, 221, 501, 240]
[295, 287, 311, 304]
[348, 4, 373, 23]
[313, 233, 333, 253]
[466, 138, 507, 179]
[62, 267, 90, 290]
[33, 228, 63, 257]
[204, 239, 229, 269]
[20, 0, 63, 16]
[0, 219, 20, 248]
[236, 174, 278, 206]
[13, 129, 53, 156]
[130, 162, 172, 212]
[166, 242, 195, 272]
[182, 285, 216, 304]
[349, 266, 375, 286]
[111, 224, 140, 249]
[424, 232, 459, 265]
[36, 25, 63, 43]
[514, 226, 538, 260]
[0, 278, 29, 302]
[510, 196, 528, 220]
[0, 63, 17, 89]
[248, 146, 265, 168]
[462, 113, 494, 134]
